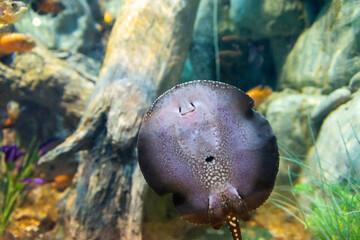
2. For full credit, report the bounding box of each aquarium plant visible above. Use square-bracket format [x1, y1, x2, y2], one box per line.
[0, 139, 42, 234]
[272, 123, 360, 240]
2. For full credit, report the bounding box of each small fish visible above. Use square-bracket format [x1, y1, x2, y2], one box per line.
[246, 85, 272, 108]
[104, 10, 113, 24]
[0, 33, 35, 55]
[31, 0, 65, 16]
[1, 100, 20, 128]
[0, 0, 28, 24]
[51, 174, 73, 191]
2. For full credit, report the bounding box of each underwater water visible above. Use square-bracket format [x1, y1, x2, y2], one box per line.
[0, 0, 359, 239]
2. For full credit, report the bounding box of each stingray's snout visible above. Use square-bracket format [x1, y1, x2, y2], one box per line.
[179, 101, 196, 116]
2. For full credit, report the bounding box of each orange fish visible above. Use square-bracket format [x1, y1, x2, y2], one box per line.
[0, 0, 28, 23]
[2, 101, 20, 128]
[31, 0, 65, 15]
[51, 174, 74, 191]
[104, 10, 113, 24]
[246, 85, 272, 108]
[0, 33, 35, 55]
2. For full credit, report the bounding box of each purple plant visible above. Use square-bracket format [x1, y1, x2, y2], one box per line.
[0, 137, 64, 233]
[38, 137, 64, 157]
[0, 145, 23, 163]
[21, 178, 46, 185]
[0, 137, 63, 185]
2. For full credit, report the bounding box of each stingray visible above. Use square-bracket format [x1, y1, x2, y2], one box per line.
[137, 80, 279, 240]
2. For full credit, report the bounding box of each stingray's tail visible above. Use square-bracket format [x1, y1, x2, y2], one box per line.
[226, 213, 242, 240]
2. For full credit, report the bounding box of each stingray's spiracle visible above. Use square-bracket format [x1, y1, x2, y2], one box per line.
[226, 213, 242, 240]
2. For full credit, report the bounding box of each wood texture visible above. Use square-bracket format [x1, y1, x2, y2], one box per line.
[38, 0, 200, 239]
[0, 45, 95, 128]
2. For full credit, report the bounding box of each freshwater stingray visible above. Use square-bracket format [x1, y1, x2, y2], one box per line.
[137, 80, 279, 240]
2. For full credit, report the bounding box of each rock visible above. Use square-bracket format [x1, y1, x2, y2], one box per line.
[280, 0, 360, 92]
[349, 71, 360, 92]
[303, 0, 328, 27]
[189, 0, 216, 80]
[188, 0, 278, 89]
[6, 184, 66, 239]
[270, 36, 298, 77]
[0, 43, 95, 145]
[55, 51, 101, 81]
[311, 87, 351, 124]
[217, 0, 232, 35]
[229, 0, 305, 40]
[2, 44, 95, 128]
[263, 90, 324, 184]
[307, 89, 360, 183]
[180, 57, 194, 83]
[15, 0, 99, 54]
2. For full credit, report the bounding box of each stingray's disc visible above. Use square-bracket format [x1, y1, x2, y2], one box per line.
[137, 80, 279, 227]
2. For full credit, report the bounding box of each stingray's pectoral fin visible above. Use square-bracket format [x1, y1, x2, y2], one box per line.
[208, 184, 250, 230]
[230, 194, 250, 221]
[232, 197, 250, 221]
[223, 184, 250, 221]
[208, 193, 226, 229]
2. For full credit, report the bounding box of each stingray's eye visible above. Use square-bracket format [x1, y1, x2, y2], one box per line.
[205, 156, 214, 163]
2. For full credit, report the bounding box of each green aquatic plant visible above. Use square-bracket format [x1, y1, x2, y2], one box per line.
[0, 136, 63, 234]
[271, 120, 360, 240]
[0, 139, 40, 234]
[300, 182, 360, 239]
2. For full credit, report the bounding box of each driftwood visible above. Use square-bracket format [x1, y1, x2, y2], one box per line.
[38, 0, 200, 239]
[0, 45, 95, 128]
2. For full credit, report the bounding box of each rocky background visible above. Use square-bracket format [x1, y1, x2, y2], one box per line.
[183, 0, 360, 186]
[1, 0, 359, 239]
